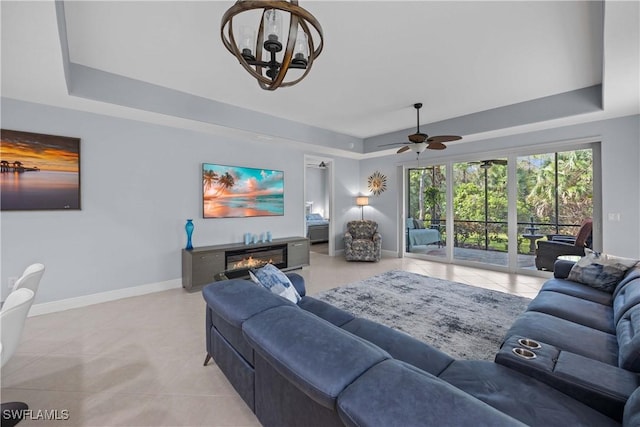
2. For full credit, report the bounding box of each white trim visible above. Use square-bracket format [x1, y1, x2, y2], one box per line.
[29, 279, 182, 317]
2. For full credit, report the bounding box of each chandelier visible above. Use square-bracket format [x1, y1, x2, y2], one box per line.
[221, 1, 324, 91]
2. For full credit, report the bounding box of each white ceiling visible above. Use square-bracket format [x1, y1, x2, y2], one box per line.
[1, 1, 638, 153]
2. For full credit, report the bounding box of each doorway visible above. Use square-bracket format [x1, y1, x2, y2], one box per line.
[304, 156, 334, 256]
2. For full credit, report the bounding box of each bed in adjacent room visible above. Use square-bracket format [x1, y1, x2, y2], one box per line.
[306, 213, 329, 243]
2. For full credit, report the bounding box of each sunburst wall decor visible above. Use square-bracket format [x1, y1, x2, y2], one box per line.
[368, 171, 387, 196]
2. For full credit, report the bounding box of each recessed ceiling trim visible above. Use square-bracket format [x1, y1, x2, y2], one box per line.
[54, 1, 362, 154]
[364, 85, 603, 153]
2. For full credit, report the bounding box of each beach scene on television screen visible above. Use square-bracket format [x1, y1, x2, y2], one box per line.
[203, 163, 284, 218]
[1, 130, 80, 210]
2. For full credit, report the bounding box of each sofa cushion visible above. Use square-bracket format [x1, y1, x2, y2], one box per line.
[526, 290, 614, 333]
[337, 359, 524, 427]
[614, 266, 640, 298]
[341, 317, 454, 377]
[406, 217, 415, 230]
[617, 305, 640, 372]
[568, 249, 639, 293]
[202, 279, 294, 328]
[540, 278, 613, 305]
[439, 360, 619, 427]
[250, 263, 301, 303]
[242, 305, 390, 409]
[287, 272, 307, 297]
[624, 387, 640, 427]
[504, 311, 619, 366]
[613, 275, 640, 325]
[298, 296, 355, 327]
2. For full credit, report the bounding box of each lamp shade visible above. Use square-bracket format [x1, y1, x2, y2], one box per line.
[356, 196, 369, 207]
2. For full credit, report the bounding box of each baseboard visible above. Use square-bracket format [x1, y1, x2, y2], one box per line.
[381, 249, 401, 258]
[29, 278, 182, 317]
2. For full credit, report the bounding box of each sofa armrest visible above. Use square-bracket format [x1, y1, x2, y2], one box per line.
[337, 359, 524, 427]
[243, 305, 390, 409]
[344, 232, 353, 245]
[553, 260, 576, 279]
[286, 273, 306, 297]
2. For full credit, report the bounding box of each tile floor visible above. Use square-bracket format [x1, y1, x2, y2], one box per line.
[1, 252, 547, 426]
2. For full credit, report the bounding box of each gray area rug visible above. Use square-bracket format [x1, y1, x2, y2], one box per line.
[314, 270, 531, 360]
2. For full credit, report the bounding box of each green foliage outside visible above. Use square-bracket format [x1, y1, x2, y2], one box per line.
[407, 149, 593, 254]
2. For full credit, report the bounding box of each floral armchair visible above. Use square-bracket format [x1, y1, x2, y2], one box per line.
[344, 220, 382, 262]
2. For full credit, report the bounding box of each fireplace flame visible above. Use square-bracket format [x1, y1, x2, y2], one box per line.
[231, 256, 273, 270]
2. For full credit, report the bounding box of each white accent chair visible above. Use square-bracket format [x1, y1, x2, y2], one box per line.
[12, 263, 45, 294]
[1, 288, 35, 427]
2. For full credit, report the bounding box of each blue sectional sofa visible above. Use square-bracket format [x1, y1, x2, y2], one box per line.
[202, 267, 640, 426]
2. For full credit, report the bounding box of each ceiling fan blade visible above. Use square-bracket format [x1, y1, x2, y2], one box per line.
[397, 145, 411, 154]
[427, 135, 462, 144]
[427, 142, 447, 150]
[493, 159, 508, 165]
[379, 142, 409, 147]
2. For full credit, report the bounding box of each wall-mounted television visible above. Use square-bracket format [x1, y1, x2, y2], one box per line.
[202, 163, 284, 218]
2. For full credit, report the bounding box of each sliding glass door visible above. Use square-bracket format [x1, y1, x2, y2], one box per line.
[452, 159, 508, 266]
[406, 165, 446, 259]
[404, 145, 596, 272]
[516, 149, 594, 269]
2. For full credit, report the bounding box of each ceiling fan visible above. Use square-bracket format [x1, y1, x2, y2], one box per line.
[470, 159, 508, 169]
[379, 103, 462, 156]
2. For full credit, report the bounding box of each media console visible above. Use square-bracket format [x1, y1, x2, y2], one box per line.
[181, 236, 310, 290]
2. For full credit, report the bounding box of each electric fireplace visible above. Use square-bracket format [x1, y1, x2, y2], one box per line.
[225, 244, 288, 278]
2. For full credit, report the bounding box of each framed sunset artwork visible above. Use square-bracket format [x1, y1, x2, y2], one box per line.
[202, 163, 284, 218]
[1, 129, 81, 211]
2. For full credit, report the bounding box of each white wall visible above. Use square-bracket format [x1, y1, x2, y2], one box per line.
[305, 167, 328, 218]
[0, 98, 360, 303]
[361, 114, 640, 259]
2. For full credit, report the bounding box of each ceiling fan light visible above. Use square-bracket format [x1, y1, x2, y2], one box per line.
[413, 142, 427, 154]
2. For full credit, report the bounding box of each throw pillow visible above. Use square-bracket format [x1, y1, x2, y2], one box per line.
[407, 218, 415, 230]
[413, 219, 425, 229]
[250, 263, 301, 303]
[248, 270, 261, 285]
[567, 249, 639, 293]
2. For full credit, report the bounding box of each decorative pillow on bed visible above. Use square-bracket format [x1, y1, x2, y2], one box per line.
[413, 219, 425, 229]
[567, 249, 639, 293]
[407, 218, 415, 229]
[250, 263, 301, 303]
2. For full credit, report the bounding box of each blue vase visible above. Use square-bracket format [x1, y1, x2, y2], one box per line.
[185, 219, 194, 250]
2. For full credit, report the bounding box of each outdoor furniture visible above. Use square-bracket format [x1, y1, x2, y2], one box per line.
[406, 218, 441, 251]
[535, 219, 593, 271]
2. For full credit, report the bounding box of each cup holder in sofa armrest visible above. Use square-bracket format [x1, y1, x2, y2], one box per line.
[512, 347, 537, 359]
[496, 336, 639, 421]
[496, 336, 559, 375]
[518, 338, 542, 350]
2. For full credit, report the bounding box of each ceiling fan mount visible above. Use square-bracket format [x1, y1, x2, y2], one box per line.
[379, 103, 462, 156]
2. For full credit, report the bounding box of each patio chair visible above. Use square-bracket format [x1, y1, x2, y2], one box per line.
[535, 219, 593, 271]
